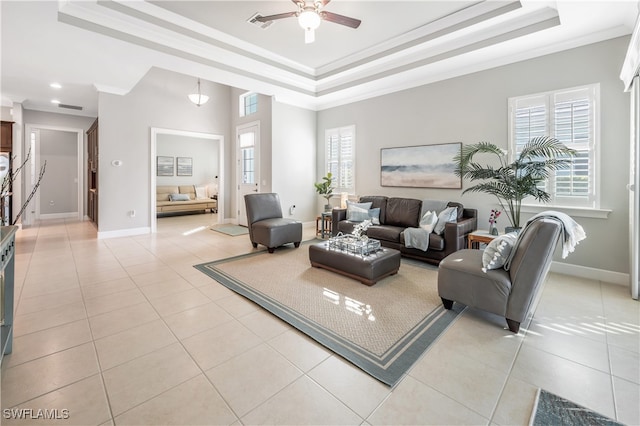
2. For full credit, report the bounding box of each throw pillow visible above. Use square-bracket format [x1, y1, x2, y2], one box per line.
[347, 205, 371, 222]
[419, 210, 438, 233]
[195, 186, 207, 200]
[369, 207, 381, 225]
[433, 206, 457, 235]
[346, 200, 372, 222]
[482, 233, 518, 272]
[169, 193, 190, 201]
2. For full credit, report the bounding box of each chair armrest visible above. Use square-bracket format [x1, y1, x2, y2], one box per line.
[331, 209, 347, 236]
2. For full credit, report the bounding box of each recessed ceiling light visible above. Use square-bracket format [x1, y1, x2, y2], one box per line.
[51, 99, 61, 104]
[50, 82, 62, 89]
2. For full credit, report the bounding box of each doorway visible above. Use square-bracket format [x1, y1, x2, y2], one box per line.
[236, 121, 260, 227]
[150, 128, 224, 234]
[23, 124, 84, 225]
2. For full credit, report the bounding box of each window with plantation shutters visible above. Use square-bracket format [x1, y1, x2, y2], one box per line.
[325, 126, 355, 193]
[509, 84, 599, 208]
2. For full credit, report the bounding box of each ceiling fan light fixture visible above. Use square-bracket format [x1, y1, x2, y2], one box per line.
[298, 10, 321, 31]
[188, 78, 209, 107]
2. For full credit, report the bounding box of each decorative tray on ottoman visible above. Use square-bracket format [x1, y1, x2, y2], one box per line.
[326, 234, 381, 256]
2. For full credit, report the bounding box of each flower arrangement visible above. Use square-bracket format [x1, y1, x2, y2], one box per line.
[352, 219, 372, 239]
[489, 209, 501, 235]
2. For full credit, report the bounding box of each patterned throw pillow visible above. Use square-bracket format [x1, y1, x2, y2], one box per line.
[433, 207, 458, 235]
[482, 233, 518, 272]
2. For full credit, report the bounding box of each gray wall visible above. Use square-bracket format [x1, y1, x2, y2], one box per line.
[39, 129, 77, 215]
[98, 67, 231, 233]
[272, 100, 316, 221]
[22, 110, 96, 217]
[156, 134, 219, 189]
[317, 36, 631, 274]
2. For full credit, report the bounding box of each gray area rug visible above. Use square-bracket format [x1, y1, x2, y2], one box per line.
[530, 389, 624, 426]
[195, 242, 464, 386]
[211, 225, 249, 236]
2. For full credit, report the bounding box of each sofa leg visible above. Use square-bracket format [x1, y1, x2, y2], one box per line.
[294, 242, 300, 248]
[506, 319, 520, 333]
[441, 298, 453, 310]
[252, 242, 258, 248]
[268, 247, 275, 253]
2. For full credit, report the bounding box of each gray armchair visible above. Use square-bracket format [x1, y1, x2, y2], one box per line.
[437, 217, 562, 333]
[244, 193, 302, 253]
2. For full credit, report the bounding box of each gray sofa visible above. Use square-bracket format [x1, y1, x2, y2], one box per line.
[331, 196, 477, 265]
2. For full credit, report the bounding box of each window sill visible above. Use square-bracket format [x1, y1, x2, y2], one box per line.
[520, 204, 611, 219]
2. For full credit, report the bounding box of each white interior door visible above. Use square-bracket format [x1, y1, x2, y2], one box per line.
[236, 122, 260, 226]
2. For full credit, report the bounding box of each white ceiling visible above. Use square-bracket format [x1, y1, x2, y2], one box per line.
[1, 1, 638, 117]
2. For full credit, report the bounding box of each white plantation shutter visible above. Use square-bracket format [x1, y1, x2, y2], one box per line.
[326, 126, 355, 193]
[509, 84, 599, 208]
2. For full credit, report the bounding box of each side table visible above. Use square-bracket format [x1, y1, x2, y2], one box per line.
[467, 230, 500, 249]
[316, 212, 332, 239]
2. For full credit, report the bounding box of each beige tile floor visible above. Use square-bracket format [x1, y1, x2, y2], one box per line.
[1, 214, 638, 425]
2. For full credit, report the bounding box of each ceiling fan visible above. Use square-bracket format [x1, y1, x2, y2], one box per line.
[255, 0, 361, 44]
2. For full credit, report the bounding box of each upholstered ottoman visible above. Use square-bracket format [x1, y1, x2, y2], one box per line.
[308, 243, 401, 286]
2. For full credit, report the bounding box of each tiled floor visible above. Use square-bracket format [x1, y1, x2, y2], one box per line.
[1, 214, 638, 425]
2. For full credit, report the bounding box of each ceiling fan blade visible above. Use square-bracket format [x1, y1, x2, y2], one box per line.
[321, 11, 361, 29]
[254, 11, 297, 23]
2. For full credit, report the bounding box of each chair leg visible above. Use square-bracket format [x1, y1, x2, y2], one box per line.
[441, 298, 453, 310]
[268, 247, 275, 253]
[294, 242, 300, 248]
[506, 319, 520, 333]
[251, 242, 258, 248]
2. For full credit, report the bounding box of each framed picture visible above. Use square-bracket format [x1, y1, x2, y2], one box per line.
[177, 157, 193, 176]
[156, 156, 174, 176]
[380, 142, 462, 189]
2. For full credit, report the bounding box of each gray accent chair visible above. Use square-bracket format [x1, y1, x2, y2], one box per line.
[244, 193, 302, 253]
[437, 217, 562, 333]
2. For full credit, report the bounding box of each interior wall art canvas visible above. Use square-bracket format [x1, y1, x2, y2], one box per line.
[380, 142, 462, 189]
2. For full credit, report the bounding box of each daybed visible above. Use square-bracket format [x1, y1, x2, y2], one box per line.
[156, 185, 217, 215]
[331, 196, 477, 265]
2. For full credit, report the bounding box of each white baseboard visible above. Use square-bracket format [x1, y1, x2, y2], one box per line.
[550, 261, 630, 286]
[97, 227, 150, 239]
[40, 212, 78, 220]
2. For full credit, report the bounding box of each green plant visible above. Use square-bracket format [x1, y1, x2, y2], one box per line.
[314, 172, 334, 204]
[454, 136, 576, 228]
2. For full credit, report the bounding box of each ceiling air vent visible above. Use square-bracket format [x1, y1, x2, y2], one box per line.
[58, 103, 83, 111]
[247, 13, 273, 29]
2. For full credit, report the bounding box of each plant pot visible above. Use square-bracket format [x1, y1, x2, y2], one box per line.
[324, 204, 332, 212]
[505, 226, 522, 234]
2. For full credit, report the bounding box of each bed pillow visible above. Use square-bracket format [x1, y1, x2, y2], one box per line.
[169, 193, 190, 201]
[419, 210, 438, 233]
[346, 200, 372, 222]
[433, 206, 457, 235]
[482, 233, 518, 272]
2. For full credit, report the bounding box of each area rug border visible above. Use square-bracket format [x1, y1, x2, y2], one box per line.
[194, 244, 464, 386]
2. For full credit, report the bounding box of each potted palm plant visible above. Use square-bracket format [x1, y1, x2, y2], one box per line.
[454, 136, 576, 231]
[314, 172, 334, 212]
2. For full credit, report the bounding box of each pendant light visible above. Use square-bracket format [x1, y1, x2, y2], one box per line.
[188, 78, 209, 107]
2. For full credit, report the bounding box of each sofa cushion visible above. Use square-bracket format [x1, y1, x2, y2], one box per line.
[169, 193, 191, 201]
[367, 225, 405, 243]
[399, 231, 445, 251]
[447, 201, 465, 221]
[385, 197, 421, 228]
[434, 206, 458, 235]
[346, 200, 372, 222]
[156, 185, 178, 202]
[359, 196, 388, 224]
